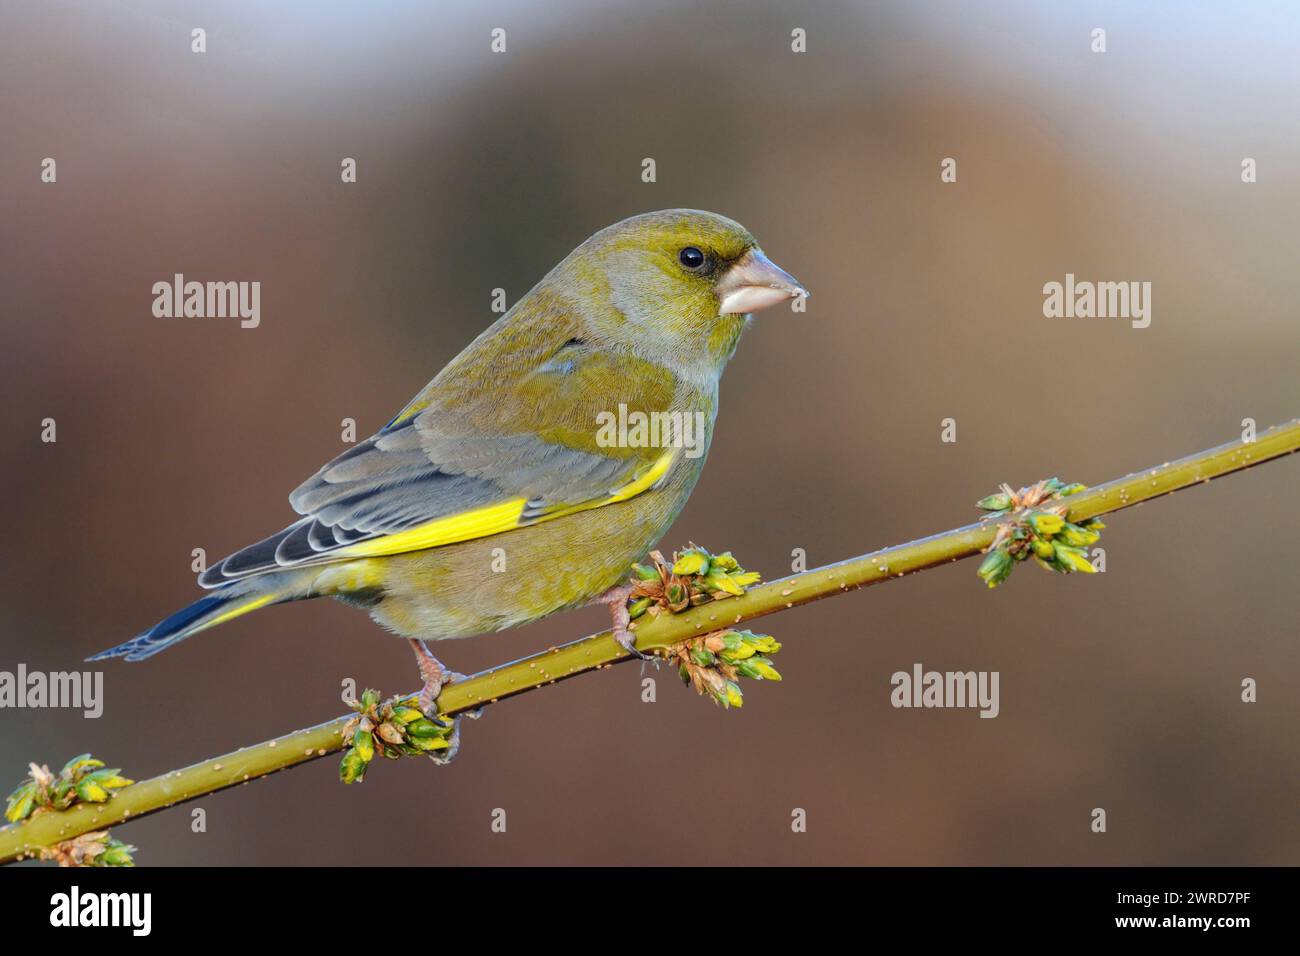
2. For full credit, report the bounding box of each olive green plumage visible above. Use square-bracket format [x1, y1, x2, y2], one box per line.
[91, 209, 806, 662]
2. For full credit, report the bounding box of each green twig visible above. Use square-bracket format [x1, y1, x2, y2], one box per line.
[2, 418, 1297, 864]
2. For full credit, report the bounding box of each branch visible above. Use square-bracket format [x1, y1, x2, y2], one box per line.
[3, 419, 1297, 864]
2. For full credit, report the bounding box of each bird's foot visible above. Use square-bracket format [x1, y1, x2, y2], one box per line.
[406, 639, 480, 764]
[592, 583, 650, 660]
[427, 699, 486, 765]
[429, 718, 462, 765]
[408, 638, 463, 716]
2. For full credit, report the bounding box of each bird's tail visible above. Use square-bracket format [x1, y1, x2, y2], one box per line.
[88, 575, 308, 662]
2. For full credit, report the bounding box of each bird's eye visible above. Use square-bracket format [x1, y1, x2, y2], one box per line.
[678, 246, 706, 270]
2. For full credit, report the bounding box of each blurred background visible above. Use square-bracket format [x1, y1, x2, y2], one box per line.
[1, 0, 1298, 865]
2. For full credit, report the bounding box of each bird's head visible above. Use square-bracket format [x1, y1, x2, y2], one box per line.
[553, 209, 808, 379]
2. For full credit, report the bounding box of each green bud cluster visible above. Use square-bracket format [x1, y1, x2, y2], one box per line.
[976, 478, 1103, 588]
[339, 689, 455, 784]
[665, 630, 782, 709]
[38, 830, 136, 868]
[4, 754, 134, 824]
[92, 836, 137, 867]
[628, 545, 761, 619]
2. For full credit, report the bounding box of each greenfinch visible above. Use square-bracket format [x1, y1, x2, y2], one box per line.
[91, 209, 808, 712]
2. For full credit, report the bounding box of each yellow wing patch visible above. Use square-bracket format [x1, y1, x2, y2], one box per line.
[334, 498, 529, 558]
[203, 594, 277, 631]
[333, 450, 676, 560]
[537, 448, 676, 518]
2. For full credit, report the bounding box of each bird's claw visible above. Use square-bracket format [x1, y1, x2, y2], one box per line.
[430, 717, 463, 765]
[416, 669, 470, 717]
[410, 639, 464, 717]
[615, 627, 651, 661]
[428, 697, 480, 765]
[592, 583, 651, 660]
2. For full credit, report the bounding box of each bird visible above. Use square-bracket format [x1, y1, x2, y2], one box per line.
[90, 209, 808, 715]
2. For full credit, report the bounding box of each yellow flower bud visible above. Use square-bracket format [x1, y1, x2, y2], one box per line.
[721, 641, 756, 661]
[75, 779, 110, 803]
[724, 682, 744, 708]
[977, 548, 1013, 588]
[4, 784, 36, 823]
[706, 572, 745, 596]
[1053, 544, 1097, 574]
[353, 729, 375, 762]
[1057, 523, 1100, 548]
[672, 551, 710, 576]
[392, 706, 424, 725]
[1030, 513, 1065, 536]
[339, 749, 367, 784]
[61, 755, 103, 775]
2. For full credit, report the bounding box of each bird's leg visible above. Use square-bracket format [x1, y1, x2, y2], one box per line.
[408, 638, 455, 716]
[592, 583, 650, 660]
[405, 639, 477, 765]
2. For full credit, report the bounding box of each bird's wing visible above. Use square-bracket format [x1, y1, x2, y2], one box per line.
[198, 332, 680, 587]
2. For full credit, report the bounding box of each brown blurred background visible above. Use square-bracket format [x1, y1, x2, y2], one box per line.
[2, 0, 1298, 865]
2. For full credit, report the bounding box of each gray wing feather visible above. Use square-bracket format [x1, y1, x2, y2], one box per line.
[197, 416, 639, 588]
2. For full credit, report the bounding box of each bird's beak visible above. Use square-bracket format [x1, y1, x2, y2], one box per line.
[715, 249, 809, 315]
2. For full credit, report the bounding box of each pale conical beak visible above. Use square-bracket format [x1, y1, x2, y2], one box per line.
[715, 249, 809, 315]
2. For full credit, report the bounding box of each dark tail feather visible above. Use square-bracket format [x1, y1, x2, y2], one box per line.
[89, 582, 291, 662]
